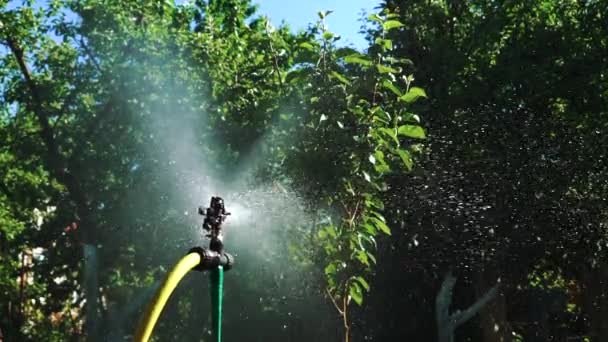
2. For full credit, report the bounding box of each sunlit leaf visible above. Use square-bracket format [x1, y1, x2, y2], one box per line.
[397, 125, 426, 139]
[330, 71, 351, 85]
[299, 42, 315, 51]
[382, 80, 402, 96]
[323, 31, 335, 40]
[324, 262, 337, 275]
[318, 10, 333, 19]
[375, 37, 393, 50]
[362, 171, 372, 183]
[367, 252, 377, 264]
[369, 154, 376, 165]
[379, 127, 399, 145]
[363, 223, 377, 235]
[371, 217, 391, 235]
[355, 276, 370, 291]
[344, 54, 373, 67]
[382, 20, 404, 31]
[397, 149, 413, 170]
[355, 251, 369, 266]
[376, 64, 398, 74]
[368, 13, 383, 23]
[349, 282, 363, 305]
[400, 87, 427, 103]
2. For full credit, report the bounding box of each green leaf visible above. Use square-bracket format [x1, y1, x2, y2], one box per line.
[318, 10, 333, 19]
[362, 223, 377, 235]
[371, 106, 391, 121]
[374, 162, 391, 174]
[387, 56, 414, 65]
[367, 252, 377, 264]
[325, 262, 337, 275]
[402, 112, 421, 123]
[382, 80, 403, 96]
[375, 37, 393, 50]
[399, 87, 427, 103]
[379, 127, 399, 146]
[369, 210, 386, 223]
[317, 229, 327, 239]
[397, 149, 413, 170]
[330, 71, 351, 86]
[344, 54, 373, 67]
[299, 42, 315, 51]
[373, 150, 390, 173]
[397, 125, 426, 139]
[355, 276, 370, 291]
[376, 64, 398, 74]
[349, 282, 363, 305]
[362, 171, 371, 182]
[355, 251, 369, 266]
[374, 150, 386, 164]
[326, 225, 337, 238]
[322, 31, 334, 40]
[372, 115, 389, 124]
[367, 13, 383, 23]
[364, 193, 385, 210]
[382, 20, 404, 31]
[371, 217, 391, 235]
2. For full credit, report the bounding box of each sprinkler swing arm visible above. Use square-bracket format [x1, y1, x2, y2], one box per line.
[133, 196, 233, 342]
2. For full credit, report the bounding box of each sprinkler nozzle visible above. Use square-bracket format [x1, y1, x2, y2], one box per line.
[199, 196, 230, 252]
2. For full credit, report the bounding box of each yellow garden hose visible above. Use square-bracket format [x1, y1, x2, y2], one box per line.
[133, 252, 202, 342]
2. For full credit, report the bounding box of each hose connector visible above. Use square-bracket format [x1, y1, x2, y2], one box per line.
[188, 247, 234, 272]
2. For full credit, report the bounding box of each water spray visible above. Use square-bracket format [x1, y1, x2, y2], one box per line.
[134, 196, 234, 342]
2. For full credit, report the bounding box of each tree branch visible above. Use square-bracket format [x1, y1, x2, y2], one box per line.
[5, 35, 92, 240]
[78, 38, 103, 74]
[5, 37, 60, 163]
[326, 287, 344, 316]
[453, 284, 499, 327]
[435, 271, 499, 342]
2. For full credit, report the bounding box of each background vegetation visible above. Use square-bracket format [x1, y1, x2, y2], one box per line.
[0, 0, 606, 341]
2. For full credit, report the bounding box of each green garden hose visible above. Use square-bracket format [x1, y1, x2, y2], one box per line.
[210, 266, 224, 342]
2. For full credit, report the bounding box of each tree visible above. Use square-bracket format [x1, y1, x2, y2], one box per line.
[360, 0, 608, 341]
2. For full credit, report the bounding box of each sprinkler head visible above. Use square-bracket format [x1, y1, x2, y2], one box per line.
[191, 196, 234, 272]
[199, 196, 230, 252]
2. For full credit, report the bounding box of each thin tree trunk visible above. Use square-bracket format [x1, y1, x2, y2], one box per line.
[83, 244, 100, 341]
[436, 271, 498, 342]
[475, 271, 513, 342]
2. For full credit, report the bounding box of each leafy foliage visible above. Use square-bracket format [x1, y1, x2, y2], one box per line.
[0, 0, 606, 342]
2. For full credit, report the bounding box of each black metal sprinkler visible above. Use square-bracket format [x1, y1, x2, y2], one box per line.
[200, 196, 230, 252]
[188, 196, 234, 271]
